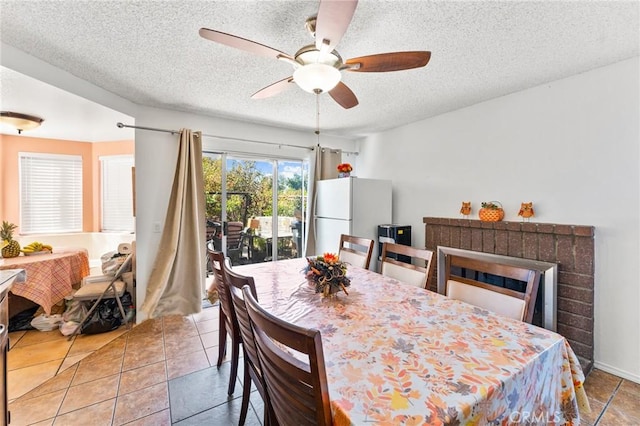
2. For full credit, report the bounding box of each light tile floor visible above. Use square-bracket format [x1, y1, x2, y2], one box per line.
[7, 305, 640, 425]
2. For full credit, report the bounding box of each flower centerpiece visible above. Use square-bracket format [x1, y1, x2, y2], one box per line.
[337, 163, 352, 178]
[304, 253, 351, 297]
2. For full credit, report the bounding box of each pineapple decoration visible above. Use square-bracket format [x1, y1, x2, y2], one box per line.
[1, 221, 21, 258]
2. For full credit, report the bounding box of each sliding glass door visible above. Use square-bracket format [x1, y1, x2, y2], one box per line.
[225, 156, 273, 264]
[277, 160, 308, 260]
[203, 152, 307, 267]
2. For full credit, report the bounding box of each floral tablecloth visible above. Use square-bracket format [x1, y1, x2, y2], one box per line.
[1, 248, 90, 314]
[237, 258, 587, 425]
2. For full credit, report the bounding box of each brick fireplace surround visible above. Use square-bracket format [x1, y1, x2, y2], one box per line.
[423, 217, 595, 372]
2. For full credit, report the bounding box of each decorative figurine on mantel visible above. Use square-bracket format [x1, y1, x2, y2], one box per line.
[518, 202, 535, 221]
[459, 201, 472, 217]
[479, 201, 505, 222]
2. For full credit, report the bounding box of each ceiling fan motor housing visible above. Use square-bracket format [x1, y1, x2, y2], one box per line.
[292, 44, 343, 93]
[294, 44, 342, 68]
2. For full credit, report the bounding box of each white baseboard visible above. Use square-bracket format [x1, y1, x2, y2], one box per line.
[593, 361, 640, 384]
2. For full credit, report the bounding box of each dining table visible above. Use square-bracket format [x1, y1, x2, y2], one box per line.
[0, 247, 90, 315]
[244, 231, 296, 262]
[235, 257, 589, 425]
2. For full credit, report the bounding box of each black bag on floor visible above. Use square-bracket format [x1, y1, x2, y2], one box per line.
[81, 298, 123, 335]
[8, 306, 38, 332]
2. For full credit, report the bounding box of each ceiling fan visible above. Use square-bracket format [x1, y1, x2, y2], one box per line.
[199, 0, 431, 109]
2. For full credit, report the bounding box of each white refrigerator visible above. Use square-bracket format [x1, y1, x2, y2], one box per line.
[315, 177, 392, 269]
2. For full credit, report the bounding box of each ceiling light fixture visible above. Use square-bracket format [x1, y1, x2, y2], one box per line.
[293, 63, 341, 93]
[0, 111, 44, 134]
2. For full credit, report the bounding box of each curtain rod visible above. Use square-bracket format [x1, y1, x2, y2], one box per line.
[116, 122, 358, 155]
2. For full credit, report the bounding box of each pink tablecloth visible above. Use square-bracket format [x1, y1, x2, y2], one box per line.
[1, 248, 90, 314]
[236, 258, 587, 425]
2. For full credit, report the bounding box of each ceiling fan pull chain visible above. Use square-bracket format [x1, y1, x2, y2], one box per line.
[315, 90, 321, 142]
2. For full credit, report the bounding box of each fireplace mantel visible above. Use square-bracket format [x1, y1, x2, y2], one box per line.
[424, 217, 595, 372]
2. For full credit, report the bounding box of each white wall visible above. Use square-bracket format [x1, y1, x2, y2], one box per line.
[134, 106, 358, 322]
[356, 57, 640, 382]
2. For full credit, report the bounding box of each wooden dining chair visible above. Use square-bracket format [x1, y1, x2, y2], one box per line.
[207, 249, 241, 395]
[443, 254, 541, 323]
[224, 263, 273, 426]
[243, 286, 332, 426]
[338, 234, 374, 269]
[380, 242, 434, 289]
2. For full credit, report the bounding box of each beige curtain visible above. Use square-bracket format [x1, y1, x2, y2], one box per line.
[141, 129, 206, 318]
[304, 146, 342, 256]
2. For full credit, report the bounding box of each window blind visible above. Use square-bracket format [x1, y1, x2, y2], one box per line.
[101, 155, 135, 232]
[19, 153, 83, 234]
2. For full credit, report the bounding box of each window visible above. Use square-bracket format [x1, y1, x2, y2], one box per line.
[19, 152, 83, 234]
[101, 155, 135, 232]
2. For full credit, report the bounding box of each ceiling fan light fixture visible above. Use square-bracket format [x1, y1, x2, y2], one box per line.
[0, 111, 44, 134]
[293, 63, 341, 93]
[199, 1, 429, 108]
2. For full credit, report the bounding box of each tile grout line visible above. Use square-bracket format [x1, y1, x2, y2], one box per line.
[51, 353, 80, 424]
[55, 333, 77, 376]
[53, 326, 162, 424]
[45, 328, 128, 423]
[162, 315, 173, 424]
[8, 329, 72, 402]
[109, 330, 129, 425]
[592, 379, 623, 426]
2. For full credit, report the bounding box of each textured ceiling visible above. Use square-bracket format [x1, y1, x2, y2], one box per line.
[0, 0, 638, 140]
[0, 66, 135, 141]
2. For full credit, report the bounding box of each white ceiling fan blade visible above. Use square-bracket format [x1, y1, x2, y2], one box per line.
[199, 28, 293, 60]
[315, 0, 358, 53]
[251, 77, 295, 99]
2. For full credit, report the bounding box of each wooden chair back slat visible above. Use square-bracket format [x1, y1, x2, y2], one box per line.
[207, 249, 242, 396]
[338, 234, 374, 269]
[224, 266, 261, 378]
[243, 287, 332, 426]
[444, 254, 541, 323]
[208, 250, 236, 330]
[224, 265, 273, 424]
[380, 242, 435, 289]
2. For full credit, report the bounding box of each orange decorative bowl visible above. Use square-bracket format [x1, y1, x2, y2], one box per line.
[479, 201, 504, 222]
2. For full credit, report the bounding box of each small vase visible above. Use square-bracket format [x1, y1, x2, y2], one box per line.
[338, 172, 350, 178]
